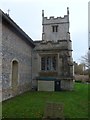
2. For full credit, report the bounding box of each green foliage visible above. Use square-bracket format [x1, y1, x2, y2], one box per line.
[2, 83, 89, 119]
[75, 80, 82, 83]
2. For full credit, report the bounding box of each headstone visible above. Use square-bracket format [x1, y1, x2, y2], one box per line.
[43, 102, 64, 120]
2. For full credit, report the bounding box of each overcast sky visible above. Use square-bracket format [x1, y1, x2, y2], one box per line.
[0, 0, 89, 63]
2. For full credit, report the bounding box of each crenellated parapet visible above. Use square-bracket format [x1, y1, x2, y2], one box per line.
[43, 15, 69, 25]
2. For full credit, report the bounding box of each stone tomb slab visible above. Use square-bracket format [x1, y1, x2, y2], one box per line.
[43, 102, 64, 120]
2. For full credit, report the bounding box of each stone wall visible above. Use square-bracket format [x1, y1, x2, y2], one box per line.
[34, 40, 73, 77]
[74, 75, 89, 82]
[61, 80, 74, 91]
[42, 14, 69, 42]
[0, 11, 2, 103]
[2, 24, 33, 100]
[35, 40, 69, 50]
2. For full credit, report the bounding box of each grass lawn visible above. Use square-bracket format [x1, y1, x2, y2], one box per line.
[2, 83, 89, 119]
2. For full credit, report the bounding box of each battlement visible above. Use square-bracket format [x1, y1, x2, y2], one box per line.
[44, 15, 67, 20]
[42, 7, 69, 25]
[43, 15, 68, 24]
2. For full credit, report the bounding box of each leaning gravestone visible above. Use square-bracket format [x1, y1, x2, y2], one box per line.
[43, 102, 64, 120]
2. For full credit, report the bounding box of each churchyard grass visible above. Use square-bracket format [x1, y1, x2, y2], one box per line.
[2, 83, 89, 119]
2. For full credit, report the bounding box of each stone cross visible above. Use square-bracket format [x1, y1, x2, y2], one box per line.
[7, 9, 10, 16]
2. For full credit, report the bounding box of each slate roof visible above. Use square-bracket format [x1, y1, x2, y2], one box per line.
[0, 9, 35, 48]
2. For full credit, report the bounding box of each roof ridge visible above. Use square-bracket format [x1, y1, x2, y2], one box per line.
[1, 9, 35, 47]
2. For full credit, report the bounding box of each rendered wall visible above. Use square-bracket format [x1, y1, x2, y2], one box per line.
[38, 80, 54, 91]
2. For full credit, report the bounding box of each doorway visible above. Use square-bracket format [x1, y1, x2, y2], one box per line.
[55, 81, 61, 91]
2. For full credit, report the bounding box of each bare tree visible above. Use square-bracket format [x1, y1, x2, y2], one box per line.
[81, 52, 90, 81]
[81, 52, 90, 69]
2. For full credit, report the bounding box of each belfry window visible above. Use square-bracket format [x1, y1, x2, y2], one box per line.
[52, 25, 58, 32]
[41, 56, 57, 71]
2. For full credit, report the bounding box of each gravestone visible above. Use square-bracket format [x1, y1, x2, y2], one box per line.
[43, 102, 64, 120]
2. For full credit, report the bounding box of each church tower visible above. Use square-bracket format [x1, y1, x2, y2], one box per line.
[42, 7, 70, 42]
[34, 8, 73, 91]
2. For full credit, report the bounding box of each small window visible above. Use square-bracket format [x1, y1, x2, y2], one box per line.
[52, 25, 58, 32]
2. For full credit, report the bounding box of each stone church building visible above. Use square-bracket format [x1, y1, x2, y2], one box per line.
[0, 8, 73, 101]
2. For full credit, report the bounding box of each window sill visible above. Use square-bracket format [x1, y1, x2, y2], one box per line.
[39, 71, 58, 77]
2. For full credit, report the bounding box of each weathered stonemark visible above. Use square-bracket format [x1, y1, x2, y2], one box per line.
[43, 102, 64, 119]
